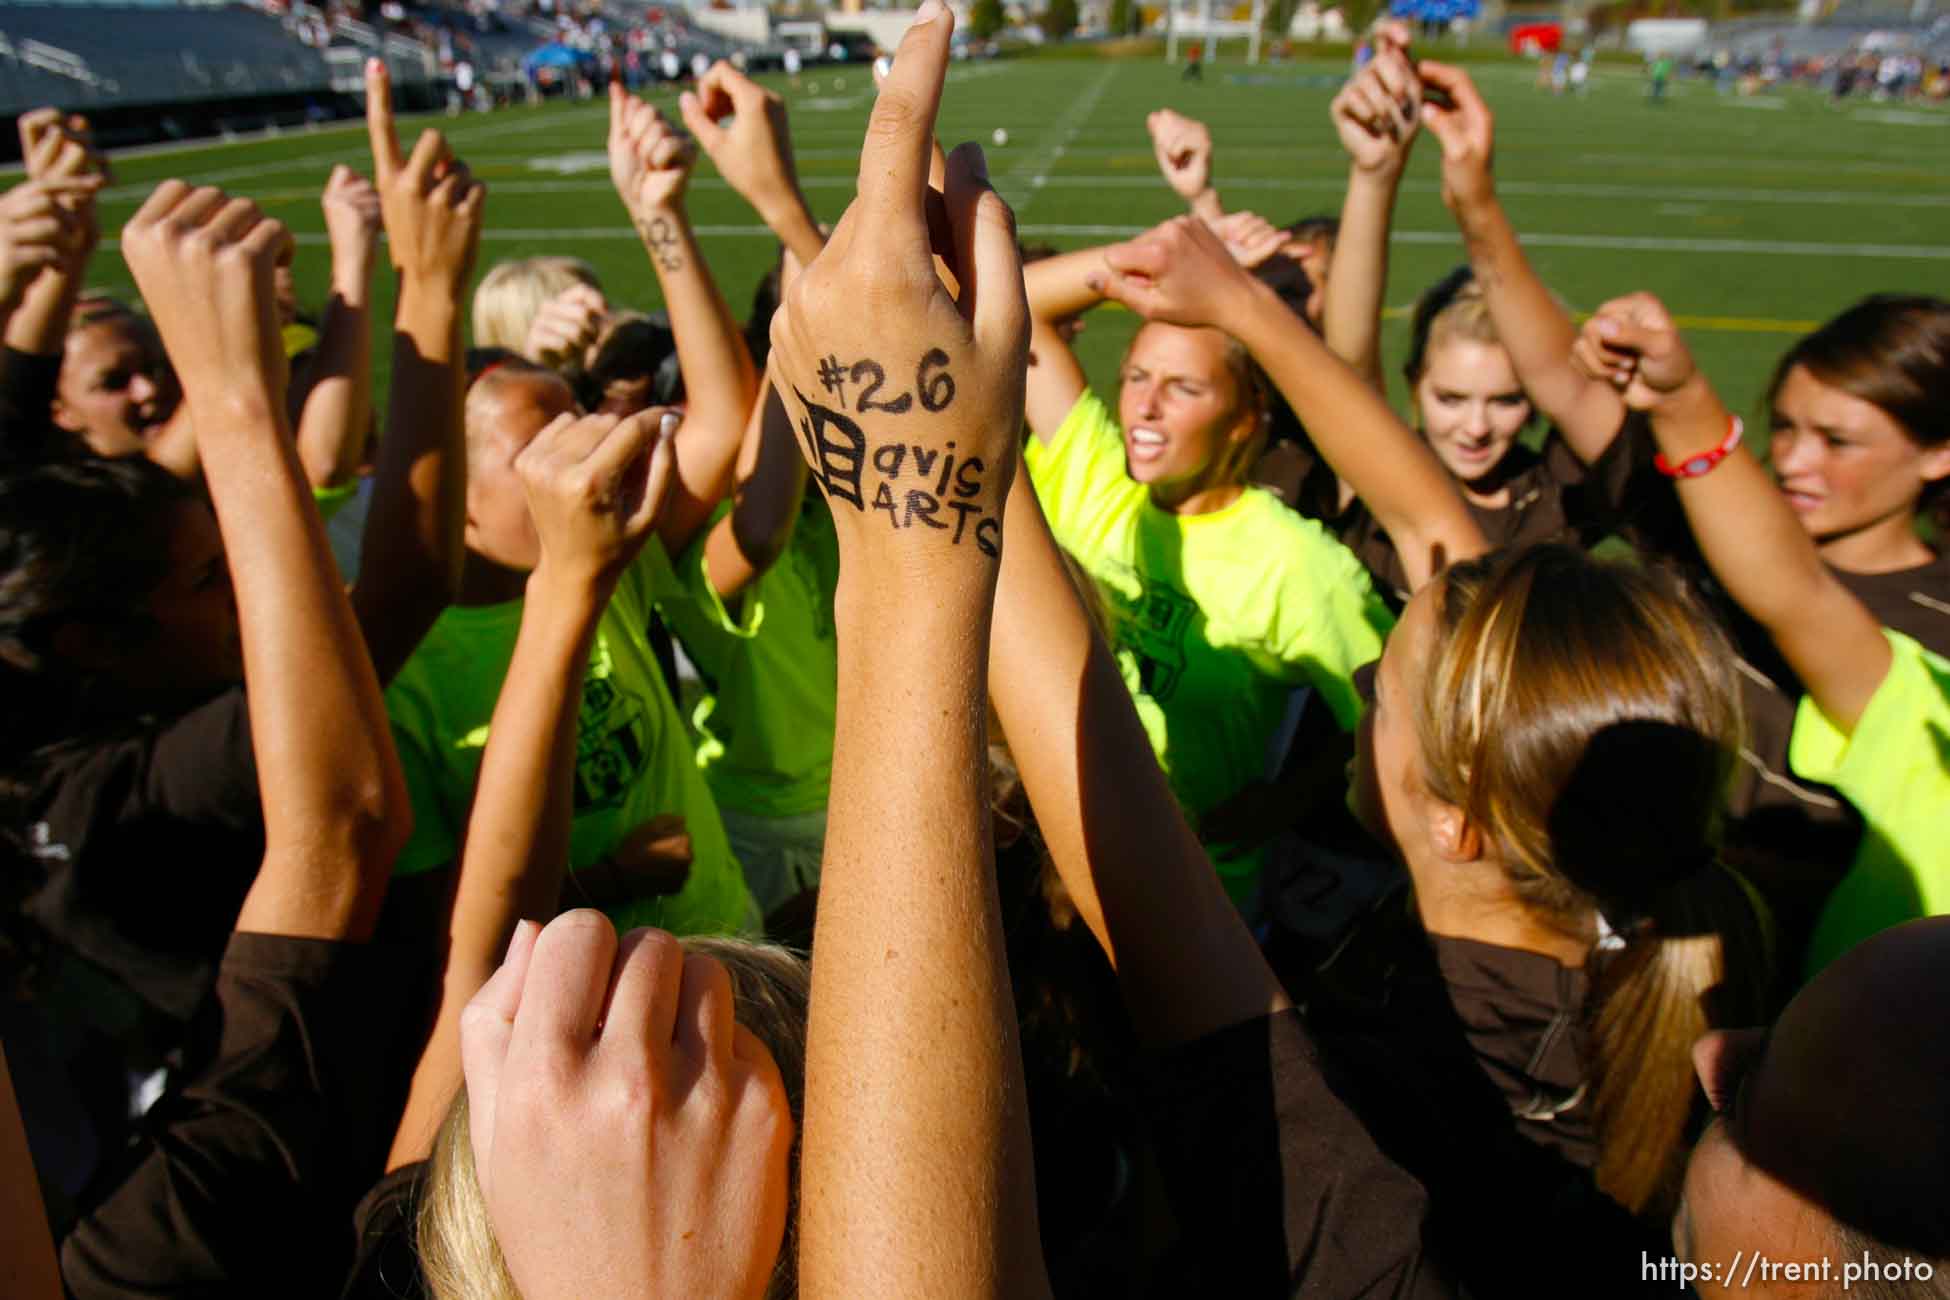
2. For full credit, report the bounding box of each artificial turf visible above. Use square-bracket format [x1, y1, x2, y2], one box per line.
[33, 52, 1950, 423]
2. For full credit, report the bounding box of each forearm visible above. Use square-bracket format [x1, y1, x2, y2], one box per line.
[351, 278, 465, 684]
[1321, 165, 1400, 393]
[1026, 245, 1112, 323]
[1, 265, 80, 357]
[638, 203, 759, 553]
[709, 382, 806, 599]
[1227, 278, 1485, 589]
[1650, 378, 1888, 730]
[389, 572, 598, 1167]
[988, 472, 1287, 1048]
[293, 286, 374, 489]
[1455, 196, 1623, 458]
[801, 574, 1046, 1300]
[753, 184, 824, 270]
[1189, 185, 1224, 224]
[203, 383, 407, 942]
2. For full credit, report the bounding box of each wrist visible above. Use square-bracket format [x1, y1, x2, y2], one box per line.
[526, 561, 619, 616]
[1349, 157, 1406, 184]
[1646, 373, 1726, 451]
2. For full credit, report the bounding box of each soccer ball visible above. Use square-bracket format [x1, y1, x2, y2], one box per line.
[992, 127, 1009, 147]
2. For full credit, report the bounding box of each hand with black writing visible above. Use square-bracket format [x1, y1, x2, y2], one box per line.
[770, 0, 1027, 575]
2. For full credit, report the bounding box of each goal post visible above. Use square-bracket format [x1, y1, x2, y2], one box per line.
[1165, 0, 1267, 64]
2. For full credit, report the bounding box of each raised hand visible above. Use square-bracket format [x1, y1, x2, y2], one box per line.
[770, 5, 1027, 572]
[515, 407, 680, 590]
[319, 163, 382, 290]
[1146, 108, 1215, 207]
[459, 916, 793, 1300]
[610, 81, 697, 225]
[679, 62, 807, 220]
[0, 179, 92, 313]
[522, 282, 610, 371]
[120, 181, 293, 413]
[1090, 214, 1255, 332]
[1418, 61, 1497, 215]
[1207, 209, 1285, 270]
[366, 59, 484, 295]
[1571, 291, 1701, 411]
[1330, 22, 1421, 175]
[18, 108, 108, 186]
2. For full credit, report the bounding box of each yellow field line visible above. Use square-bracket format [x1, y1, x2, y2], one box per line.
[1378, 306, 1818, 335]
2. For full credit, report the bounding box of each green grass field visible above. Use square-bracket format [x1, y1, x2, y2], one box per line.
[25, 56, 1950, 420]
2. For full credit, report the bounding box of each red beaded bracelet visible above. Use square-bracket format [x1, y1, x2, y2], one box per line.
[1654, 414, 1744, 479]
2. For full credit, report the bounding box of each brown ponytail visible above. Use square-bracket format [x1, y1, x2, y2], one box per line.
[1420, 546, 1768, 1215]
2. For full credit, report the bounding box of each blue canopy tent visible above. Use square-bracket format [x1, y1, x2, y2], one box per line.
[521, 43, 600, 78]
[1388, 0, 1480, 22]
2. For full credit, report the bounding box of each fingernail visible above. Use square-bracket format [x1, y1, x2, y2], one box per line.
[874, 55, 893, 79]
[914, 0, 945, 24]
[659, 411, 681, 439]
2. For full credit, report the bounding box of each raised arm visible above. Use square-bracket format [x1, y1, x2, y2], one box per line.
[770, 9, 1049, 1294]
[680, 61, 825, 268]
[1573, 293, 1889, 731]
[989, 465, 1288, 1043]
[1022, 248, 1106, 439]
[1097, 217, 1485, 590]
[121, 181, 408, 942]
[1323, 25, 1419, 394]
[292, 165, 379, 491]
[3, 111, 104, 362]
[386, 407, 679, 1169]
[1421, 62, 1627, 461]
[610, 82, 760, 558]
[349, 60, 480, 685]
[1147, 108, 1224, 223]
[700, 375, 809, 601]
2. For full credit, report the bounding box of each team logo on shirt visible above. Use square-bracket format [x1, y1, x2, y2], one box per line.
[1102, 562, 1198, 703]
[574, 648, 651, 812]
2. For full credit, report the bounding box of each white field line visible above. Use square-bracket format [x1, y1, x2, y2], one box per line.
[1000, 66, 1113, 217]
[95, 224, 1950, 260]
[115, 170, 1947, 211]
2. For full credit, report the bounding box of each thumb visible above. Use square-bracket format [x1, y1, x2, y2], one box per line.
[1091, 264, 1159, 320]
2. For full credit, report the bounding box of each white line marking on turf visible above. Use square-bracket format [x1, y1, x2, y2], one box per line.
[99, 225, 1948, 260]
[1000, 66, 1113, 217]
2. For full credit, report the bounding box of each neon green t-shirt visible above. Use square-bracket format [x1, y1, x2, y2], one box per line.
[1794, 630, 1950, 975]
[383, 541, 755, 938]
[657, 496, 839, 819]
[1025, 389, 1394, 894]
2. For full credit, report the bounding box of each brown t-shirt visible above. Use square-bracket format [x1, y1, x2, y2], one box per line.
[1257, 415, 1665, 607]
[61, 932, 423, 1300]
[19, 688, 264, 1022]
[1139, 1005, 1665, 1298]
